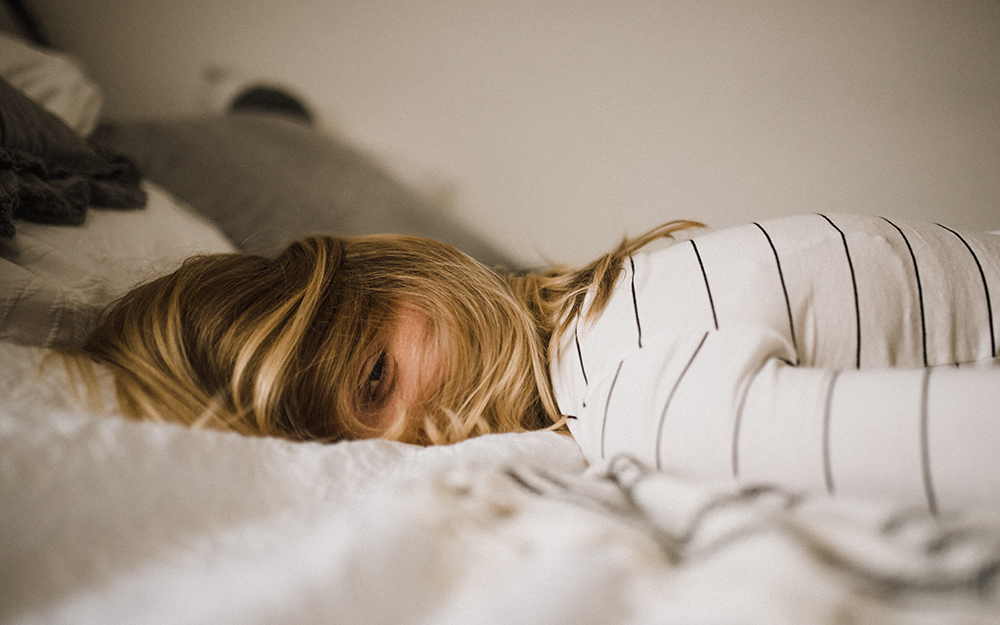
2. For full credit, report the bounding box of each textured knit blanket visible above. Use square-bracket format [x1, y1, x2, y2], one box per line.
[0, 77, 145, 237]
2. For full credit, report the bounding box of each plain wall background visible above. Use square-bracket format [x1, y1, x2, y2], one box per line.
[28, 0, 1000, 266]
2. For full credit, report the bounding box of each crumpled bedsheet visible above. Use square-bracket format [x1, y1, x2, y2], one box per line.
[1, 343, 998, 625]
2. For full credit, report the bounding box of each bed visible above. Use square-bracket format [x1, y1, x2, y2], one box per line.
[2, 20, 1000, 625]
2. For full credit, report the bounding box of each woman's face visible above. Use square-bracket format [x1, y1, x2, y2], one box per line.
[358, 306, 444, 433]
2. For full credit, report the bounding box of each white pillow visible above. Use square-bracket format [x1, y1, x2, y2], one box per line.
[0, 32, 102, 136]
[0, 182, 236, 349]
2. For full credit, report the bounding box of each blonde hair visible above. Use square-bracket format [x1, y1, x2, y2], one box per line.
[77, 220, 702, 446]
[80, 234, 560, 444]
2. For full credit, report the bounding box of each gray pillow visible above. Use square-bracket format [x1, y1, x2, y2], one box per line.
[93, 114, 514, 269]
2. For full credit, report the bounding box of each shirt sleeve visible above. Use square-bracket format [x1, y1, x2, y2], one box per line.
[566, 326, 1000, 511]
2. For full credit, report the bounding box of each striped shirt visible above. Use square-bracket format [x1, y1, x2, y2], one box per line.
[551, 214, 1000, 511]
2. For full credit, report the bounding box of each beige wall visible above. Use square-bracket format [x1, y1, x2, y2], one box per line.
[31, 0, 1000, 265]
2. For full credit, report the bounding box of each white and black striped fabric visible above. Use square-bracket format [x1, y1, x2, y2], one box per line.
[551, 214, 1000, 511]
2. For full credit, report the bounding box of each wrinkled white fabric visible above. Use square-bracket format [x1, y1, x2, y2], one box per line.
[3, 341, 1000, 624]
[0, 182, 234, 348]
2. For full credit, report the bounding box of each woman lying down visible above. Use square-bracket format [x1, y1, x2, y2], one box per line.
[75, 214, 1000, 510]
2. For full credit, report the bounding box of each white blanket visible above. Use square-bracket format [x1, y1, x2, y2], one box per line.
[2, 342, 999, 624]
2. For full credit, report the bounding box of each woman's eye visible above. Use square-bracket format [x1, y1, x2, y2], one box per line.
[366, 353, 390, 401]
[369, 355, 385, 383]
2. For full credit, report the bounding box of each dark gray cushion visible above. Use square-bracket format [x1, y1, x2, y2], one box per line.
[93, 114, 514, 268]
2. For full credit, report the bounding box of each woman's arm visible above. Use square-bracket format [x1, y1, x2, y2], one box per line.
[739, 358, 1000, 512]
[564, 326, 1000, 511]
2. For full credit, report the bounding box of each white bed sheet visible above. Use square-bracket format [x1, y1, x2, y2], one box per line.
[2, 341, 999, 625]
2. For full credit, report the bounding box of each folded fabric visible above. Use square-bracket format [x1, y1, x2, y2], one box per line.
[0, 32, 104, 136]
[0, 77, 146, 237]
